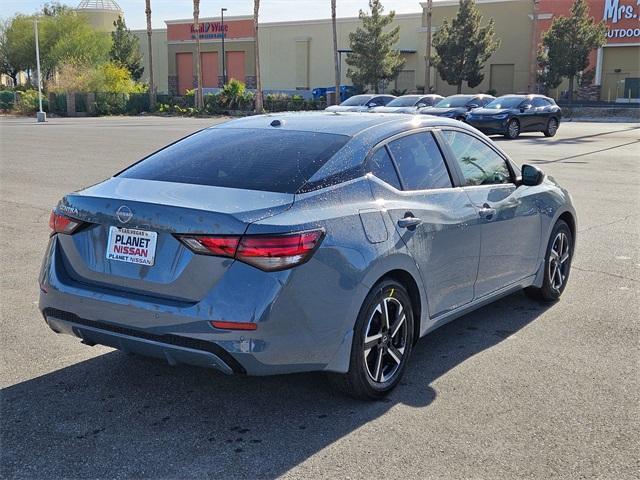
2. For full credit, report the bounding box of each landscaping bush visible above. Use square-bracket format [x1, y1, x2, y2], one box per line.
[14, 90, 48, 114]
[0, 91, 16, 111]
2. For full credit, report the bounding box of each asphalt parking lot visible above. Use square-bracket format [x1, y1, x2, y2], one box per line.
[0, 116, 638, 479]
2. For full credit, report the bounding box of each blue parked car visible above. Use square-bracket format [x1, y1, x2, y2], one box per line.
[40, 112, 576, 399]
[465, 94, 562, 139]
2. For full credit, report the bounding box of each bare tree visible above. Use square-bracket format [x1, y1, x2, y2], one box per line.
[145, 0, 155, 108]
[331, 0, 340, 104]
[193, 0, 203, 109]
[253, 0, 263, 112]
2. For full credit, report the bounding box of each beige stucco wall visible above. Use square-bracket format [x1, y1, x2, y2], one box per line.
[601, 45, 640, 101]
[77, 9, 122, 32]
[259, 13, 423, 91]
[426, 0, 534, 96]
[133, 29, 169, 94]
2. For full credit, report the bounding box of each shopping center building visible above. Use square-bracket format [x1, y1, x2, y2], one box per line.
[133, 0, 640, 101]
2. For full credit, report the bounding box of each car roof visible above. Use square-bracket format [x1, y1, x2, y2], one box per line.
[497, 94, 550, 99]
[213, 111, 463, 137]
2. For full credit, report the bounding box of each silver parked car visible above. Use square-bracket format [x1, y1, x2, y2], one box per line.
[325, 94, 396, 112]
[371, 94, 444, 114]
[40, 112, 576, 399]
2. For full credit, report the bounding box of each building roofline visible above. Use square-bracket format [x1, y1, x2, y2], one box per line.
[261, 12, 422, 28]
[422, 0, 527, 6]
[165, 15, 253, 25]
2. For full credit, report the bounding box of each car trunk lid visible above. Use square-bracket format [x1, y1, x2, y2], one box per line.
[54, 177, 294, 302]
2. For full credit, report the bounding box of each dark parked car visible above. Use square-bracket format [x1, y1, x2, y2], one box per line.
[371, 94, 444, 114]
[325, 94, 396, 112]
[419, 94, 495, 120]
[465, 94, 562, 139]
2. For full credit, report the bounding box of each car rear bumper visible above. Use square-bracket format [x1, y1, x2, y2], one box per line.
[43, 308, 241, 374]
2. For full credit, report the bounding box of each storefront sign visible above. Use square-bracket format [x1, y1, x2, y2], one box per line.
[602, 0, 640, 41]
[167, 18, 255, 42]
[190, 22, 229, 40]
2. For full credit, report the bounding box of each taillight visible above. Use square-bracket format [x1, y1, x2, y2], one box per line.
[49, 211, 83, 235]
[177, 229, 324, 272]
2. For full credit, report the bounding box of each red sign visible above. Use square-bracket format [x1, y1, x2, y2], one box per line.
[167, 18, 255, 42]
[538, 0, 640, 44]
[602, 0, 640, 42]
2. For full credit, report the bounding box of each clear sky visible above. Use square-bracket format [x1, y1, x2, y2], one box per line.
[1, 1, 426, 29]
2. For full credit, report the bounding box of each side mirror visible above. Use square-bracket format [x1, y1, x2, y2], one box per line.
[367, 103, 378, 108]
[467, 103, 479, 110]
[519, 164, 544, 186]
[520, 104, 532, 112]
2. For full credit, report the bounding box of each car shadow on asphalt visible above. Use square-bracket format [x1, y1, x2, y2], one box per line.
[1, 291, 551, 479]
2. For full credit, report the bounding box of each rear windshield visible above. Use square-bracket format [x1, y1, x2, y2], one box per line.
[386, 96, 420, 107]
[435, 96, 473, 108]
[340, 95, 373, 106]
[118, 128, 350, 193]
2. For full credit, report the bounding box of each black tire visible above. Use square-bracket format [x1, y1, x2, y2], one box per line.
[328, 279, 414, 400]
[525, 220, 573, 302]
[543, 117, 559, 137]
[504, 119, 520, 139]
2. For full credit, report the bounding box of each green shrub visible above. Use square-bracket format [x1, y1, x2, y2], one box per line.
[0, 91, 16, 111]
[15, 90, 48, 114]
[218, 79, 254, 110]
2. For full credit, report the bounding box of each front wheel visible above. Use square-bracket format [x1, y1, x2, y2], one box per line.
[328, 279, 414, 400]
[504, 119, 520, 139]
[525, 220, 573, 302]
[544, 117, 559, 137]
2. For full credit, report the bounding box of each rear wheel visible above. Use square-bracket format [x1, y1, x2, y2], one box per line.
[525, 220, 573, 302]
[328, 280, 414, 400]
[544, 117, 559, 137]
[504, 119, 520, 139]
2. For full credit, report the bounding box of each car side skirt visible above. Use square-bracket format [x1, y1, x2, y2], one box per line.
[421, 273, 537, 338]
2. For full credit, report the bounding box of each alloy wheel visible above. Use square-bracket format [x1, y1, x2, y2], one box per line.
[547, 118, 558, 135]
[508, 120, 520, 138]
[363, 295, 408, 383]
[548, 232, 570, 291]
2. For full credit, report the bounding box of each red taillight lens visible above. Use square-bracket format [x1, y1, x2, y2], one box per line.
[210, 321, 257, 331]
[179, 235, 241, 256]
[178, 229, 324, 271]
[236, 230, 324, 271]
[49, 211, 83, 235]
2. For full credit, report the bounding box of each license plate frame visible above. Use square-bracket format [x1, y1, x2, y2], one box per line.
[106, 226, 158, 266]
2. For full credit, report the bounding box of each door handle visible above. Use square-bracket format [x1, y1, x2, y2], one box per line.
[397, 217, 422, 229]
[478, 204, 496, 220]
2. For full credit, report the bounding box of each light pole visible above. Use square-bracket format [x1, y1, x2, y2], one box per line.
[424, 0, 432, 93]
[34, 19, 45, 122]
[221, 7, 227, 85]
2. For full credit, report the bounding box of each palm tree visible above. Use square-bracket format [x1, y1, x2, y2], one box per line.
[331, 0, 340, 105]
[145, 0, 155, 109]
[253, 0, 263, 112]
[193, 0, 203, 109]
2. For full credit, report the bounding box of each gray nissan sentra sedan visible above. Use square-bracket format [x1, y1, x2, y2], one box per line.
[39, 112, 576, 399]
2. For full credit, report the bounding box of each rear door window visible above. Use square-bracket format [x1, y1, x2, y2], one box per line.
[118, 128, 350, 194]
[369, 147, 401, 189]
[441, 130, 512, 186]
[387, 132, 452, 191]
